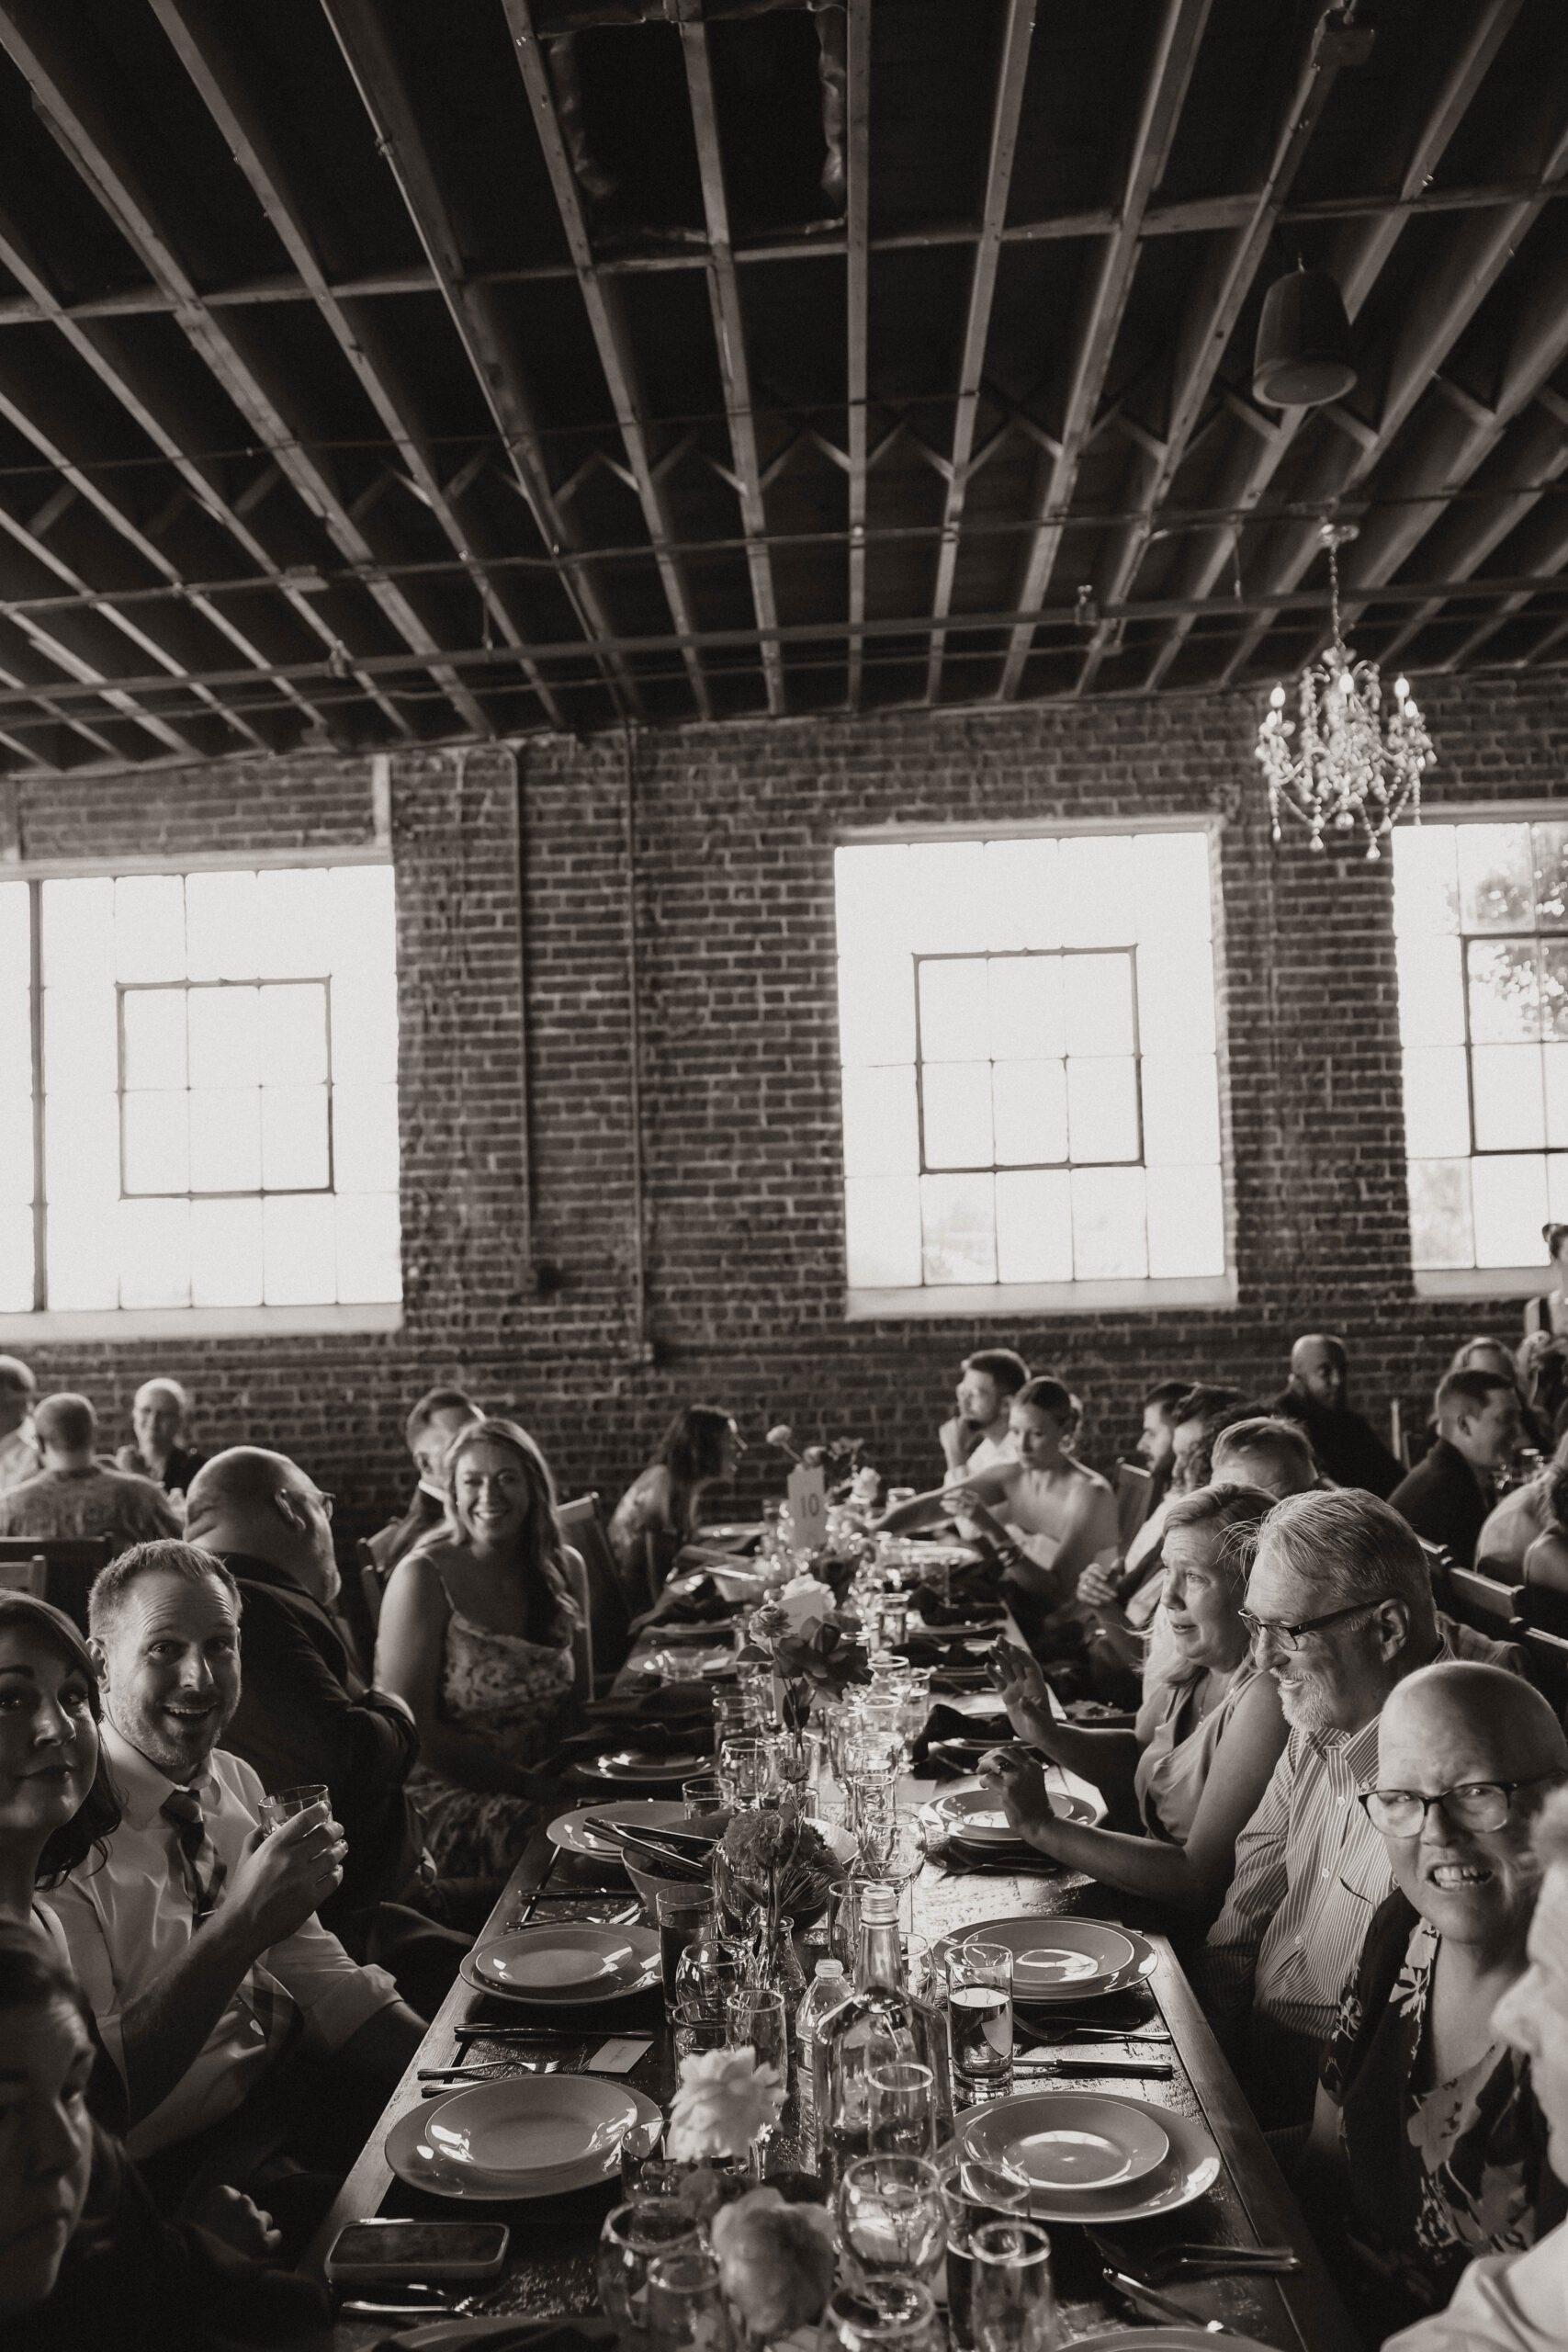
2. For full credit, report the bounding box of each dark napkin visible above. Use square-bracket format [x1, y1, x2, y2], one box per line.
[910, 1701, 1010, 1767]
[582, 1682, 717, 1726]
[634, 1574, 740, 1628]
[910, 1584, 1008, 1625]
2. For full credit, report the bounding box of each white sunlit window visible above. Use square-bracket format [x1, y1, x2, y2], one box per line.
[1395, 818, 1568, 1274]
[835, 830, 1227, 1309]
[0, 862, 402, 1317]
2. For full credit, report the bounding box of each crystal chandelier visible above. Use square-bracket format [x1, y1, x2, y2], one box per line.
[1255, 522, 1436, 861]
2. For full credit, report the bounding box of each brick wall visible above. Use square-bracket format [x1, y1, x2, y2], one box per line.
[13, 673, 1568, 1536]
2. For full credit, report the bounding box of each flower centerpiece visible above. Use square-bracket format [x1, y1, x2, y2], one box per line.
[740, 1572, 872, 1763]
[666, 2045, 786, 2164]
[765, 1424, 875, 1502]
[716, 1803, 845, 1991]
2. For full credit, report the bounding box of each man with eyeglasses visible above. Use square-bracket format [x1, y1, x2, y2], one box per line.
[1195, 1488, 1529, 2127]
[1298, 1664, 1568, 2339]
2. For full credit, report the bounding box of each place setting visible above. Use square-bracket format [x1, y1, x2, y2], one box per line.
[458, 1918, 663, 2009]
[386, 2071, 665, 2204]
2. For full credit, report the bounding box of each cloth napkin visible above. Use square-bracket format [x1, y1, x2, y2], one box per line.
[910, 1702, 1010, 1769]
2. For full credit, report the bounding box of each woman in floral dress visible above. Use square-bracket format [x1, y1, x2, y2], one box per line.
[376, 1418, 590, 1878]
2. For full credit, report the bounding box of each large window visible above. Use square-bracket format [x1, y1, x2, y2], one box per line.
[834, 829, 1226, 1310]
[0, 861, 400, 1318]
[1395, 818, 1568, 1274]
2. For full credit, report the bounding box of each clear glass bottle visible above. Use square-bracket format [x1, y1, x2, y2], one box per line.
[818, 1881, 951, 2188]
[794, 1956, 853, 2160]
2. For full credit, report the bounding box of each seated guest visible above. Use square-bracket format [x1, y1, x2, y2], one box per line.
[1271, 1335, 1403, 1498]
[367, 1386, 480, 1576]
[0, 1397, 178, 1550]
[1302, 1665, 1568, 2339]
[0, 1593, 121, 1984]
[1133, 1377, 1189, 1515]
[1196, 1490, 1483, 2128]
[938, 1349, 1030, 1481]
[986, 1484, 1288, 1916]
[608, 1405, 745, 1596]
[1211, 1415, 1323, 1498]
[1392, 1370, 1522, 1570]
[1450, 1337, 1552, 1456]
[1477, 1432, 1568, 1579]
[0, 1928, 326, 2352]
[883, 1375, 1118, 1621]
[1384, 1782, 1568, 2352]
[113, 1381, 207, 1501]
[377, 1419, 590, 1878]
[0, 1354, 39, 1493]
[41, 1542, 423, 2210]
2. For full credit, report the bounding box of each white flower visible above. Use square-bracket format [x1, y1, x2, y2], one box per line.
[772, 1573, 835, 1639]
[666, 2047, 786, 2161]
[850, 1465, 881, 1505]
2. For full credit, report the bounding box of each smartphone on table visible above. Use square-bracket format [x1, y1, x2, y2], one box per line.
[324, 2218, 510, 2284]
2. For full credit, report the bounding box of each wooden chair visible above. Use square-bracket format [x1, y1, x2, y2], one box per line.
[557, 1492, 636, 1680]
[1113, 1460, 1154, 1553]
[1521, 1582, 1568, 1641]
[0, 1537, 112, 1633]
[1525, 1625, 1568, 1713]
[1449, 1564, 1528, 1636]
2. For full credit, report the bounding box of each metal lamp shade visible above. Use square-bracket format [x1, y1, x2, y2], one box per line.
[1252, 269, 1357, 407]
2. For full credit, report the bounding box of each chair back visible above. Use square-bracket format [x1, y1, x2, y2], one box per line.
[557, 1492, 635, 1678]
[1521, 1582, 1568, 1642]
[1113, 1461, 1153, 1551]
[1525, 1624, 1568, 1713]
[0, 1536, 113, 1633]
[1449, 1564, 1528, 1635]
[556, 1542, 595, 1700]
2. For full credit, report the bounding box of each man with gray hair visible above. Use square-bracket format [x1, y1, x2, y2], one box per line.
[1195, 1487, 1526, 2125]
[0, 1351, 38, 1492]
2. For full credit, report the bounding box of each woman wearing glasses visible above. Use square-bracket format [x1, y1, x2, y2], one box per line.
[1298, 1662, 1568, 2341]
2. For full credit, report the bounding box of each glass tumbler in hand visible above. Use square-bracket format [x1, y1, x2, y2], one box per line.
[257, 1782, 329, 1831]
[838, 2154, 946, 2289]
[595, 2203, 702, 2348]
[969, 2219, 1056, 2352]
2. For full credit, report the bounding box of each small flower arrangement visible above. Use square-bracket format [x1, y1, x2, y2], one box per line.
[741, 1572, 871, 1735]
[666, 2046, 785, 2163]
[765, 1424, 875, 1502]
[718, 1804, 844, 1939]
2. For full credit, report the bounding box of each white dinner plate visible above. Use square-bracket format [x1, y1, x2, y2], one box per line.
[987, 2090, 1169, 2191]
[465, 1923, 660, 2005]
[929, 1788, 1096, 1846]
[955, 2090, 1221, 2225]
[547, 1799, 686, 1858]
[584, 1747, 711, 1783]
[643, 1645, 736, 1682]
[386, 2083, 662, 2202]
[931, 1915, 1156, 2004]
[693, 1523, 764, 1544]
[429, 2074, 638, 2179]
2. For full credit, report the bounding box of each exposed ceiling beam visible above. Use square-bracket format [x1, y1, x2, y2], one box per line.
[844, 0, 869, 711]
[318, 0, 642, 721]
[923, 0, 1037, 707]
[997, 0, 1211, 703]
[677, 4, 785, 717]
[502, 0, 712, 720]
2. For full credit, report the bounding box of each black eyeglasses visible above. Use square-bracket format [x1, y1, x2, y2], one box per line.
[1359, 1777, 1559, 1838]
[1237, 1599, 1384, 1654]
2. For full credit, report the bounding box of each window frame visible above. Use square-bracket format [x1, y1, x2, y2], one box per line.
[0, 843, 402, 1340]
[834, 812, 1235, 1321]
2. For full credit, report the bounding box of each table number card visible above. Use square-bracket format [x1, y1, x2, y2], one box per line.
[786, 1463, 829, 1550]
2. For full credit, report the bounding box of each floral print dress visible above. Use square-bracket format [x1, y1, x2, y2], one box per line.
[1320, 1891, 1563, 2332]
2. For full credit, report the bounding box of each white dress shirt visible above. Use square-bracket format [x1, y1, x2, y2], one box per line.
[0, 1422, 39, 1493]
[41, 1720, 398, 2156]
[1384, 2215, 1568, 2352]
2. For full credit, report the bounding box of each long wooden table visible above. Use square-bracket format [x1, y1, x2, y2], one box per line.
[309, 1609, 1359, 2350]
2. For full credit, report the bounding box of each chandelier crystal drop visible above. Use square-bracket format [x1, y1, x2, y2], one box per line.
[1255, 522, 1436, 861]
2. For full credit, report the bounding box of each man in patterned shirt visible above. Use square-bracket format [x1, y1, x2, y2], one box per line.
[0, 1394, 178, 1548]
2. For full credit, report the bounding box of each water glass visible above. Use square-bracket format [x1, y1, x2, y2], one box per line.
[672, 2014, 730, 2066]
[656, 1888, 715, 2008]
[595, 2202, 702, 2345]
[718, 1735, 779, 1809]
[838, 2154, 946, 2289]
[712, 1693, 750, 1755]
[937, 2161, 1032, 2351]
[819, 2280, 942, 2352]
[257, 1781, 329, 1832]
[619, 2122, 683, 2201]
[867, 2059, 936, 2158]
[897, 1668, 933, 1763]
[647, 2244, 735, 2352]
[900, 1933, 935, 2002]
[681, 1774, 724, 1821]
[947, 1940, 1014, 2104]
[728, 1985, 788, 2173]
[969, 2220, 1056, 2352]
[672, 1930, 743, 2024]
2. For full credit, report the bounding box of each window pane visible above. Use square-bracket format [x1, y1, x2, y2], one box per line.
[1132, 831, 1211, 942]
[838, 950, 915, 1067]
[0, 1103, 32, 1204]
[43, 1091, 117, 1205]
[1458, 823, 1534, 932]
[185, 870, 258, 981]
[259, 983, 329, 1087]
[0, 881, 28, 994]
[921, 1061, 993, 1169]
[1142, 1054, 1222, 1165]
[46, 1195, 117, 1308]
[1472, 1152, 1548, 1266]
[122, 1091, 188, 1194]
[1070, 1164, 1147, 1279]
[906, 842, 988, 953]
[919, 1171, 996, 1283]
[1066, 1057, 1140, 1160]
[918, 960, 988, 1061]
[332, 1084, 400, 1194]
[1396, 935, 1466, 1046]
[1468, 941, 1540, 1042]
[1546, 1046, 1568, 1149]
[1402, 1047, 1471, 1159]
[1407, 1158, 1473, 1268]
[1135, 935, 1215, 1054]
[262, 1193, 336, 1303]
[188, 986, 258, 1088]
[1472, 1045, 1545, 1151]
[118, 1197, 189, 1307]
[1056, 836, 1132, 947]
[114, 876, 186, 982]
[43, 981, 117, 1094]
[121, 989, 186, 1091]
[840, 1065, 919, 1178]
[326, 863, 396, 975]
[0, 1211, 32, 1312]
[1551, 1154, 1568, 1225]
[835, 846, 908, 958]
[254, 867, 329, 978]
[1064, 954, 1134, 1054]
[191, 1197, 264, 1306]
[329, 964, 400, 1086]
[42, 878, 114, 991]
[990, 955, 1064, 1060]
[1534, 823, 1568, 931]
[1147, 1163, 1224, 1278]
[991, 1059, 1066, 1165]
[994, 1169, 1073, 1282]
[844, 1175, 921, 1287]
[1542, 942, 1568, 1039]
[986, 838, 1059, 951]
[1393, 825, 1459, 937]
[189, 1088, 261, 1193]
[334, 1191, 401, 1303]
[261, 1085, 329, 1189]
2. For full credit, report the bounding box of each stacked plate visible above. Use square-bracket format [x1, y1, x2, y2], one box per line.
[953, 2086, 1222, 2225]
[930, 1916, 1157, 2004]
[386, 2074, 662, 2202]
[920, 1782, 1100, 1868]
[460, 1921, 661, 2006]
[548, 1799, 686, 1860]
[580, 1746, 712, 1785]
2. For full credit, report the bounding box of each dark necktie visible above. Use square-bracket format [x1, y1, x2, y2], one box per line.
[161, 1785, 227, 1924]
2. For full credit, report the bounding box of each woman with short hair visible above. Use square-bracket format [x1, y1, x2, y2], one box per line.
[607, 1404, 744, 1598]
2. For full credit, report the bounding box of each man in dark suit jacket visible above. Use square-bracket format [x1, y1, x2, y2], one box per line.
[1271, 1333, 1403, 1498]
[365, 1386, 480, 1575]
[1389, 1368, 1522, 1570]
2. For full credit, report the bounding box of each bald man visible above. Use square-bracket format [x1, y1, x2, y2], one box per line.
[1271, 1333, 1404, 1498]
[1301, 1665, 1568, 2337]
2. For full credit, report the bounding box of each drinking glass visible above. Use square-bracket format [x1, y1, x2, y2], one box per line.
[896, 1668, 933, 1763]
[656, 1888, 715, 2008]
[946, 1940, 1014, 2104]
[819, 2280, 941, 2352]
[728, 1986, 788, 2174]
[867, 2059, 936, 2158]
[970, 2220, 1056, 2352]
[681, 1774, 724, 1821]
[257, 1782, 328, 1832]
[711, 1693, 750, 1756]
[619, 2122, 683, 2202]
[672, 2014, 729, 2066]
[899, 1933, 935, 2002]
[838, 2154, 946, 2289]
[718, 1735, 778, 1809]
[937, 2160, 1032, 2352]
[595, 2202, 702, 2346]
[647, 2245, 735, 2352]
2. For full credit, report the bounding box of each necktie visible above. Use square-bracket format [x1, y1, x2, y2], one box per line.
[161, 1785, 227, 1924]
